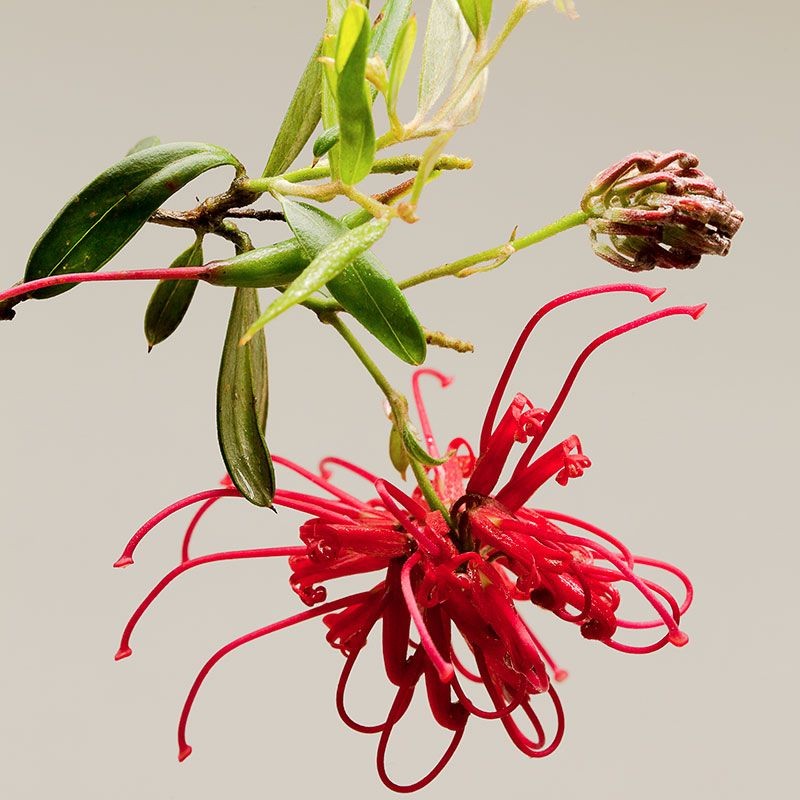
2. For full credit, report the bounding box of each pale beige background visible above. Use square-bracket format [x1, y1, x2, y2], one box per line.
[1, 1, 796, 798]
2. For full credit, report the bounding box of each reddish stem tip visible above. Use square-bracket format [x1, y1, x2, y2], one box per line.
[178, 745, 193, 763]
[113, 556, 134, 569]
[114, 646, 132, 661]
[554, 669, 569, 682]
[689, 303, 707, 319]
[668, 630, 690, 647]
[646, 286, 668, 302]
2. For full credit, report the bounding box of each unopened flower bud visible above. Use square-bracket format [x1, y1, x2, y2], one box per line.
[582, 150, 743, 272]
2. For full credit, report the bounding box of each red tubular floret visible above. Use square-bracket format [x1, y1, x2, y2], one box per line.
[115, 546, 306, 660]
[376, 651, 467, 794]
[480, 284, 664, 453]
[514, 303, 706, 474]
[114, 487, 241, 567]
[177, 590, 374, 762]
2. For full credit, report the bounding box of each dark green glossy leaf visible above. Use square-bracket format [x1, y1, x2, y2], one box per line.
[206, 206, 374, 289]
[206, 238, 307, 288]
[335, 2, 376, 185]
[144, 236, 203, 350]
[217, 288, 274, 507]
[281, 200, 426, 365]
[25, 142, 239, 298]
[262, 39, 323, 178]
[126, 135, 161, 155]
[244, 202, 390, 341]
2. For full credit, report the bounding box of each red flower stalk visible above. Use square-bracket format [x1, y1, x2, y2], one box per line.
[114, 284, 698, 792]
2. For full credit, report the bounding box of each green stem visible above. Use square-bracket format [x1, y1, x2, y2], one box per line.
[244, 154, 471, 192]
[323, 313, 452, 524]
[399, 209, 588, 290]
[340, 184, 391, 219]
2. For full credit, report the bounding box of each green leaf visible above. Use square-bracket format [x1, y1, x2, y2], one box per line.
[409, 129, 456, 208]
[370, 0, 413, 65]
[323, 0, 350, 127]
[321, 29, 341, 178]
[206, 206, 374, 290]
[418, 0, 474, 116]
[335, 2, 376, 185]
[456, 0, 492, 40]
[243, 199, 391, 342]
[206, 238, 309, 289]
[25, 142, 239, 298]
[262, 39, 323, 178]
[312, 125, 341, 159]
[144, 236, 204, 350]
[401, 425, 448, 467]
[389, 424, 410, 479]
[327, 0, 350, 26]
[217, 288, 274, 507]
[126, 135, 161, 156]
[336, 2, 368, 68]
[387, 15, 417, 122]
[279, 201, 425, 364]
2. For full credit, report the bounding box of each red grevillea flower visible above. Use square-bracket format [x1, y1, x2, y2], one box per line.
[114, 284, 699, 792]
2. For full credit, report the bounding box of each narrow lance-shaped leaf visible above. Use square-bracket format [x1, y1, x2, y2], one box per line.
[387, 15, 417, 125]
[144, 236, 204, 350]
[262, 39, 323, 178]
[241, 201, 391, 343]
[418, 0, 474, 117]
[25, 142, 240, 298]
[347, 0, 414, 109]
[321, 27, 341, 179]
[274, 199, 426, 364]
[335, 2, 376, 185]
[217, 22, 332, 506]
[321, 1, 349, 132]
[126, 135, 161, 156]
[408, 128, 456, 210]
[456, 0, 492, 40]
[217, 288, 274, 507]
[370, 0, 413, 66]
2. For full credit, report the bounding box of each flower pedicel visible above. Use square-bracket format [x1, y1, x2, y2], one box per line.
[114, 284, 697, 792]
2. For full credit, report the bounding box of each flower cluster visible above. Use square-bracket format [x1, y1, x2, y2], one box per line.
[583, 150, 744, 271]
[114, 284, 697, 792]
